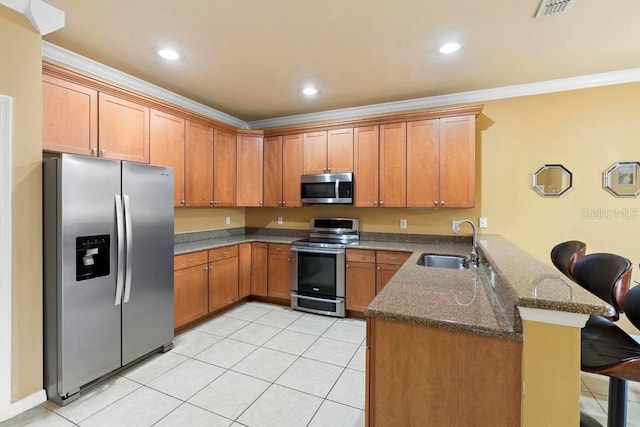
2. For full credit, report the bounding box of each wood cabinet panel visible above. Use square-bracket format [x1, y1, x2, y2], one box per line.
[98, 93, 150, 163]
[379, 122, 406, 207]
[375, 251, 410, 266]
[327, 128, 354, 173]
[239, 243, 251, 299]
[43, 74, 98, 155]
[346, 260, 376, 312]
[251, 242, 268, 296]
[268, 244, 291, 300]
[174, 262, 208, 329]
[237, 135, 264, 206]
[174, 251, 208, 270]
[406, 119, 439, 208]
[376, 263, 402, 294]
[263, 136, 282, 207]
[208, 256, 239, 313]
[439, 115, 476, 208]
[208, 245, 238, 262]
[150, 109, 185, 207]
[354, 126, 380, 207]
[185, 121, 214, 207]
[213, 129, 236, 206]
[282, 134, 303, 207]
[346, 249, 376, 263]
[302, 131, 328, 174]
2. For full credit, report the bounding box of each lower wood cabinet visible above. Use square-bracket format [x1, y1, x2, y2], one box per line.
[267, 243, 291, 300]
[208, 246, 239, 313]
[238, 243, 252, 298]
[174, 251, 209, 329]
[251, 242, 268, 296]
[346, 249, 410, 312]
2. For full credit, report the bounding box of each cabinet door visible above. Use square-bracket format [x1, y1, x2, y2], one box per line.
[327, 128, 354, 173]
[43, 75, 98, 156]
[302, 131, 328, 174]
[213, 129, 237, 206]
[263, 136, 283, 207]
[376, 263, 402, 294]
[185, 121, 214, 207]
[439, 115, 476, 208]
[239, 243, 252, 299]
[379, 122, 406, 207]
[174, 263, 208, 329]
[208, 256, 239, 313]
[251, 242, 268, 296]
[268, 244, 292, 300]
[237, 135, 264, 206]
[282, 134, 303, 207]
[346, 261, 376, 312]
[407, 120, 440, 208]
[354, 126, 379, 207]
[150, 109, 185, 207]
[98, 93, 150, 163]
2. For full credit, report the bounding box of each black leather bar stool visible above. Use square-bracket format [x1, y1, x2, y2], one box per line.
[551, 240, 587, 281]
[573, 254, 634, 427]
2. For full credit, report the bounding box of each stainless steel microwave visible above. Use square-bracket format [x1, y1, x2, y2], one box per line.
[300, 173, 353, 204]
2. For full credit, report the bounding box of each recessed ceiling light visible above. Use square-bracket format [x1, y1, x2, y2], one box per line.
[158, 49, 180, 60]
[302, 87, 318, 96]
[439, 43, 461, 54]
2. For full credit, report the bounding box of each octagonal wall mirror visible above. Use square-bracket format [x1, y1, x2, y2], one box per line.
[532, 164, 573, 197]
[603, 161, 640, 198]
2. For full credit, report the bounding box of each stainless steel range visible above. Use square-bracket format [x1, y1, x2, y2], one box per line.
[290, 218, 359, 317]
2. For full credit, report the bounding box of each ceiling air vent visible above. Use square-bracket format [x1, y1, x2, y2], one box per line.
[535, 0, 575, 17]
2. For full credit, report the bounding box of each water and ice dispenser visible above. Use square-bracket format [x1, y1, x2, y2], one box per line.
[75, 235, 110, 281]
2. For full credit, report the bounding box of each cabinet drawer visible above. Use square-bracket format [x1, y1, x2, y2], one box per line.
[208, 245, 239, 261]
[174, 251, 208, 270]
[376, 251, 411, 265]
[268, 243, 291, 255]
[346, 249, 375, 263]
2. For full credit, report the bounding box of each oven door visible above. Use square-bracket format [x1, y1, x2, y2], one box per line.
[290, 246, 346, 317]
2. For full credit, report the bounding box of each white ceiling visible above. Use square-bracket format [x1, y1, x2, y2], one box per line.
[42, 0, 640, 122]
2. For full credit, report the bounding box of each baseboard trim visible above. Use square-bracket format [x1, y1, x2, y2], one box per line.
[0, 390, 47, 422]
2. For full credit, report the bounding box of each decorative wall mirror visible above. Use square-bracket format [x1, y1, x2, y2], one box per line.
[532, 164, 573, 197]
[603, 161, 640, 197]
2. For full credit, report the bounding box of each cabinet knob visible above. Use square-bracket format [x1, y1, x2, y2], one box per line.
[100, 149, 106, 155]
[377, 266, 381, 270]
[259, 201, 263, 205]
[440, 200, 445, 206]
[282, 201, 286, 206]
[204, 266, 208, 271]
[209, 264, 213, 269]
[434, 201, 439, 206]
[214, 200, 218, 205]
[327, 167, 331, 172]
[374, 201, 378, 206]
[90, 147, 97, 155]
[346, 263, 350, 268]
[210, 201, 214, 205]
[181, 200, 186, 204]
[379, 201, 384, 206]
[287, 257, 290, 262]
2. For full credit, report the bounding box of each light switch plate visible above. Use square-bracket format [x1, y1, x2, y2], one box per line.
[277, 216, 283, 225]
[400, 219, 407, 229]
[479, 217, 488, 229]
[225, 216, 231, 225]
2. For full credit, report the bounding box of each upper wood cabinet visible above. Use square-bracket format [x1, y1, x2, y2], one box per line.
[353, 126, 380, 207]
[185, 121, 214, 207]
[213, 129, 237, 206]
[407, 116, 476, 208]
[237, 134, 264, 206]
[302, 129, 353, 174]
[379, 122, 406, 207]
[98, 93, 150, 163]
[264, 134, 303, 207]
[43, 74, 98, 156]
[150, 109, 185, 207]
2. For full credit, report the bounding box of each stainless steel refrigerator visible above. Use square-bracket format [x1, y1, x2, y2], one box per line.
[43, 153, 174, 405]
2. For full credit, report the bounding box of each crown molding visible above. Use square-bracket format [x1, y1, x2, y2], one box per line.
[0, 0, 64, 35]
[41, 41, 248, 129]
[248, 67, 640, 129]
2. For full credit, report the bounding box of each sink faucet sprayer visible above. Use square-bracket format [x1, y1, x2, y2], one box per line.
[452, 219, 478, 266]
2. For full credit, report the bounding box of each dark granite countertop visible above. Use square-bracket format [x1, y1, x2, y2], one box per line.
[174, 229, 609, 340]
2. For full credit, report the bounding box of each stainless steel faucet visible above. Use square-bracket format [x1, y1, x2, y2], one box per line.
[452, 219, 478, 266]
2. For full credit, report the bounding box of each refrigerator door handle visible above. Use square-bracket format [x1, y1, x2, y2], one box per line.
[114, 194, 125, 306]
[123, 194, 133, 303]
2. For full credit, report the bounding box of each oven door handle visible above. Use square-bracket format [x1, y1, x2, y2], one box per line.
[291, 246, 345, 255]
[291, 293, 345, 304]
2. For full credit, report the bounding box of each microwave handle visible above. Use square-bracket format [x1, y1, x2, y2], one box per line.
[335, 179, 340, 199]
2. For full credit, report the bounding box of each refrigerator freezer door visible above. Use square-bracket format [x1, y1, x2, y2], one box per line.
[47, 154, 123, 398]
[121, 162, 174, 365]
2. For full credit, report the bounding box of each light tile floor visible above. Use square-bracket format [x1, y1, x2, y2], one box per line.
[6, 301, 640, 426]
[1, 302, 365, 427]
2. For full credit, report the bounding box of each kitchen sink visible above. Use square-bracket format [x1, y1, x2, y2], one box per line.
[417, 253, 469, 270]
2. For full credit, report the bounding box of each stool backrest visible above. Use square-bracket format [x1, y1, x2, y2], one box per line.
[551, 240, 587, 281]
[623, 281, 640, 330]
[572, 253, 632, 320]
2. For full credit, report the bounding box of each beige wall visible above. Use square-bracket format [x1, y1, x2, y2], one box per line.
[174, 207, 245, 233]
[0, 7, 43, 401]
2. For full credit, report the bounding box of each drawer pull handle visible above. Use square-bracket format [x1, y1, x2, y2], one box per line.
[389, 257, 398, 261]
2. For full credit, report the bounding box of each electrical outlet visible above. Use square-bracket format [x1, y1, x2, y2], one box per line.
[451, 220, 461, 233]
[400, 219, 407, 229]
[479, 217, 488, 229]
[225, 216, 231, 225]
[277, 216, 283, 225]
